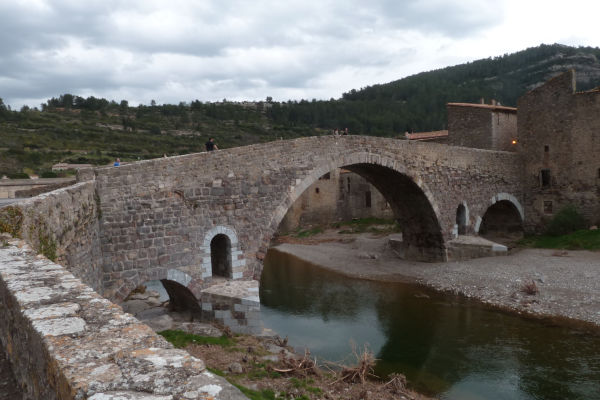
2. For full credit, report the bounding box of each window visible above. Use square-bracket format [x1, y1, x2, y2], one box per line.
[365, 191, 372, 208]
[597, 168, 600, 179]
[540, 169, 551, 187]
[543, 201, 553, 214]
[544, 145, 549, 153]
[347, 177, 351, 191]
[315, 187, 320, 194]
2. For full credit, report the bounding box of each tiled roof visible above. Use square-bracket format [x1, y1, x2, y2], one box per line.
[447, 103, 516, 112]
[405, 130, 448, 140]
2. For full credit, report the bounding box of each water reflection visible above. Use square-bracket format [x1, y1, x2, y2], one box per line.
[260, 248, 600, 400]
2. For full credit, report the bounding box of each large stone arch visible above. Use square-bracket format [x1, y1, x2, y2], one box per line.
[201, 226, 245, 280]
[263, 151, 446, 269]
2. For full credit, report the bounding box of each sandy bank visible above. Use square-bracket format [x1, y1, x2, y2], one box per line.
[273, 232, 600, 327]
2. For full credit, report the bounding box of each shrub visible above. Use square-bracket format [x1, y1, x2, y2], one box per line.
[7, 172, 30, 179]
[545, 205, 586, 236]
[40, 171, 58, 178]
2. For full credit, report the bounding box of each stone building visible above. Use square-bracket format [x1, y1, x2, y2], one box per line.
[447, 101, 517, 152]
[447, 69, 599, 231]
[279, 169, 393, 232]
[517, 70, 600, 230]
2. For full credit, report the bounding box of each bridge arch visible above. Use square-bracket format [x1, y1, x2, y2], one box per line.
[201, 226, 244, 280]
[475, 193, 524, 236]
[113, 267, 199, 306]
[266, 151, 446, 267]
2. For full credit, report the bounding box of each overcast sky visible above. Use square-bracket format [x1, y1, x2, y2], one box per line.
[1, 0, 599, 109]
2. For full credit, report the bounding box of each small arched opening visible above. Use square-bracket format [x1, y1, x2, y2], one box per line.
[456, 204, 467, 235]
[479, 200, 524, 243]
[211, 233, 232, 278]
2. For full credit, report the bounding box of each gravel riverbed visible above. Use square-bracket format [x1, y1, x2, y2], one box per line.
[274, 232, 600, 327]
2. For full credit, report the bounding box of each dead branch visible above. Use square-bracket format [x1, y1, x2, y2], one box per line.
[331, 343, 378, 385]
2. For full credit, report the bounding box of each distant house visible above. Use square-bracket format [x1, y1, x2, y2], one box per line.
[51, 163, 93, 171]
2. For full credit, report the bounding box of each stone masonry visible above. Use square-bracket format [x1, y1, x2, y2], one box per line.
[90, 135, 523, 301]
[447, 102, 517, 152]
[518, 69, 600, 230]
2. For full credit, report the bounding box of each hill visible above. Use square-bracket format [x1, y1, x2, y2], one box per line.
[1, 43, 599, 177]
[339, 43, 600, 131]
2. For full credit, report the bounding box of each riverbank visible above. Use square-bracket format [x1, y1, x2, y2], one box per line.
[122, 287, 433, 400]
[273, 230, 600, 327]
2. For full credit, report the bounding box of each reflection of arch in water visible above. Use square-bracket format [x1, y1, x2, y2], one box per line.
[476, 193, 524, 235]
[201, 226, 244, 280]
[161, 278, 202, 314]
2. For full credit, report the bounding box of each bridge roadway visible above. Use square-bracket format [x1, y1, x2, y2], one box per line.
[91, 135, 524, 302]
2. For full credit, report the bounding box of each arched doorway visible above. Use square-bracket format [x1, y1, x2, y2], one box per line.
[211, 234, 232, 278]
[456, 204, 467, 235]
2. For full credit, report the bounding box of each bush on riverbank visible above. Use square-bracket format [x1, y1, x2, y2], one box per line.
[545, 205, 587, 236]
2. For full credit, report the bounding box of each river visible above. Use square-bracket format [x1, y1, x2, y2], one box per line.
[260, 247, 600, 400]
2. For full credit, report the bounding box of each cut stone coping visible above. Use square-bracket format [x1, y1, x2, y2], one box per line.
[0, 239, 246, 399]
[201, 279, 260, 304]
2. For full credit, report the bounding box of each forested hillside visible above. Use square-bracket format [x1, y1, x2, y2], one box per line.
[1, 43, 599, 177]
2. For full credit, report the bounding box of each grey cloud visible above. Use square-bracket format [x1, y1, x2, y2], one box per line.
[0, 0, 507, 108]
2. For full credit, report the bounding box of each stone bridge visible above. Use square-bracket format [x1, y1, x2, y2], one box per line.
[91, 135, 524, 302]
[0, 135, 526, 398]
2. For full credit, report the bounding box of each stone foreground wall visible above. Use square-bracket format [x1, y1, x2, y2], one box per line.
[0, 240, 245, 400]
[0, 182, 103, 292]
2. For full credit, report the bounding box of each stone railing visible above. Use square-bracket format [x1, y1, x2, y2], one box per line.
[0, 181, 103, 292]
[0, 239, 245, 399]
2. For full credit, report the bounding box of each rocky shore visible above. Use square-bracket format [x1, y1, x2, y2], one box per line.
[274, 230, 600, 328]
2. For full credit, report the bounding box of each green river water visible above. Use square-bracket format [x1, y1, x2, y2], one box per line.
[259, 248, 600, 400]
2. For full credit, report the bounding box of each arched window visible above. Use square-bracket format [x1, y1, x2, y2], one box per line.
[211, 234, 232, 278]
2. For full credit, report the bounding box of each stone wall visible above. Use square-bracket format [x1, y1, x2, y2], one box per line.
[518, 70, 600, 230]
[0, 177, 75, 199]
[94, 136, 524, 295]
[447, 103, 517, 152]
[0, 240, 245, 399]
[0, 181, 103, 291]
